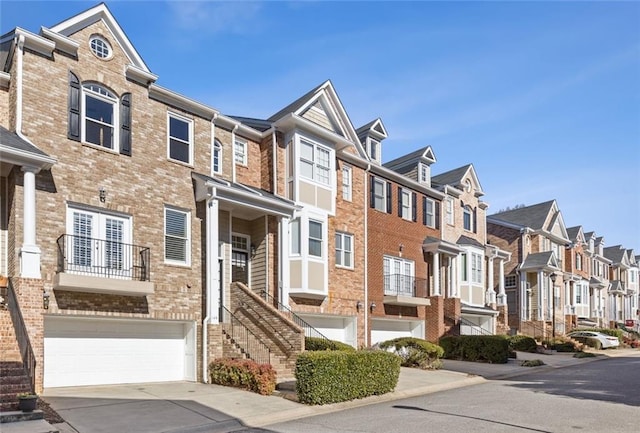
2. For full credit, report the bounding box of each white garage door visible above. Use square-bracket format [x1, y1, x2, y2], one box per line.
[298, 315, 357, 348]
[44, 317, 195, 388]
[371, 319, 424, 346]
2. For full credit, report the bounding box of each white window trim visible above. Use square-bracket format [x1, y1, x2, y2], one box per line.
[425, 197, 435, 227]
[298, 137, 332, 186]
[446, 197, 454, 225]
[372, 177, 387, 212]
[401, 189, 412, 221]
[368, 138, 381, 164]
[505, 275, 517, 288]
[419, 163, 429, 184]
[212, 139, 222, 174]
[308, 219, 324, 258]
[234, 137, 248, 166]
[342, 165, 352, 202]
[164, 206, 191, 266]
[471, 252, 483, 284]
[81, 84, 119, 152]
[167, 112, 194, 165]
[463, 206, 473, 232]
[335, 232, 354, 269]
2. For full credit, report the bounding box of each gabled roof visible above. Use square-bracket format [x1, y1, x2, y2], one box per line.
[520, 251, 560, 271]
[228, 116, 272, 132]
[603, 245, 627, 265]
[566, 226, 585, 244]
[266, 80, 365, 156]
[489, 200, 554, 230]
[431, 164, 484, 197]
[356, 118, 387, 141]
[383, 145, 436, 171]
[48, 2, 150, 73]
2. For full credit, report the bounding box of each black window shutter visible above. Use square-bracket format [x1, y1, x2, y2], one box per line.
[369, 176, 375, 209]
[386, 182, 392, 214]
[435, 201, 441, 229]
[422, 196, 427, 225]
[412, 192, 417, 222]
[397, 186, 402, 217]
[68, 71, 81, 141]
[119, 93, 132, 156]
[473, 207, 477, 233]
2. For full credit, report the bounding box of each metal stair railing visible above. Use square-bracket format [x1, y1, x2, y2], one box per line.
[445, 314, 494, 336]
[6, 278, 36, 392]
[221, 307, 271, 365]
[239, 301, 295, 351]
[260, 290, 337, 349]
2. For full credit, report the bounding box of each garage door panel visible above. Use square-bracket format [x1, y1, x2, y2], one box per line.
[371, 319, 423, 346]
[44, 317, 189, 388]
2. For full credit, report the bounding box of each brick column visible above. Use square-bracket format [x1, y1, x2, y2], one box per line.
[425, 296, 444, 342]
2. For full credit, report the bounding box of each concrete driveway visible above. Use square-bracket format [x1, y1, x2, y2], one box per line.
[42, 381, 287, 433]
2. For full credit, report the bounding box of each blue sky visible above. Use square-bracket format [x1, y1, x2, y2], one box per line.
[2, 1, 639, 252]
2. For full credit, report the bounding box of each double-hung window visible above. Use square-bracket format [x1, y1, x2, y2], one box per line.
[400, 189, 412, 220]
[419, 163, 429, 184]
[335, 232, 353, 268]
[424, 198, 435, 227]
[308, 220, 323, 258]
[342, 165, 352, 201]
[168, 113, 193, 164]
[372, 178, 387, 211]
[84, 84, 117, 150]
[234, 138, 247, 165]
[165, 207, 190, 265]
[463, 206, 473, 231]
[290, 218, 301, 255]
[446, 197, 454, 225]
[460, 253, 468, 282]
[368, 138, 381, 164]
[471, 253, 483, 284]
[300, 139, 331, 185]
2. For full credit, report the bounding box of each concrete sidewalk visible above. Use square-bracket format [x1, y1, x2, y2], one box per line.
[5, 348, 639, 433]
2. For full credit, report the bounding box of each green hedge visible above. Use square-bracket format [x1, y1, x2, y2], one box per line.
[209, 358, 276, 395]
[378, 337, 444, 369]
[508, 335, 538, 353]
[305, 336, 356, 351]
[295, 351, 400, 405]
[439, 335, 510, 364]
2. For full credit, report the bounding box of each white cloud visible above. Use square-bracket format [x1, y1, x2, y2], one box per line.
[166, 0, 264, 35]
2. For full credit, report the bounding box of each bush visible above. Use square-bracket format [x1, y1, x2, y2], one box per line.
[546, 336, 580, 352]
[305, 337, 355, 351]
[573, 351, 596, 358]
[295, 350, 400, 405]
[520, 359, 545, 367]
[508, 335, 538, 353]
[209, 358, 276, 395]
[439, 335, 510, 364]
[377, 337, 444, 370]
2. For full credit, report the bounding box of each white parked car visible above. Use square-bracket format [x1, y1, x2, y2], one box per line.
[567, 331, 620, 349]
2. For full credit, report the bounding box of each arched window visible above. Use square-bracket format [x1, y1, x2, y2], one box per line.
[463, 205, 473, 231]
[83, 84, 117, 150]
[213, 139, 222, 173]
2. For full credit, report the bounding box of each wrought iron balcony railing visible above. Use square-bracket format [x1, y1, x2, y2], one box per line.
[383, 274, 428, 298]
[57, 234, 150, 281]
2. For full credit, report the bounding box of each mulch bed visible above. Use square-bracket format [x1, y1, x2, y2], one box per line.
[37, 398, 65, 424]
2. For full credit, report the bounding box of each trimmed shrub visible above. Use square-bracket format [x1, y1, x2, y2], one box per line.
[305, 337, 355, 351]
[549, 337, 580, 352]
[209, 358, 276, 395]
[295, 350, 401, 405]
[508, 335, 538, 353]
[440, 335, 510, 364]
[520, 359, 545, 367]
[378, 337, 444, 370]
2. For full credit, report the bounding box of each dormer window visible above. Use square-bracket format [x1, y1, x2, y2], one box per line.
[419, 163, 430, 184]
[464, 179, 472, 192]
[368, 138, 381, 164]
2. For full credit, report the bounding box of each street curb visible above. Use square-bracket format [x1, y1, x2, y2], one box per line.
[241, 375, 486, 428]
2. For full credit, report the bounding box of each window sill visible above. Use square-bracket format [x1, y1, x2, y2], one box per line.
[82, 142, 119, 155]
[164, 261, 192, 269]
[335, 265, 354, 271]
[167, 158, 194, 168]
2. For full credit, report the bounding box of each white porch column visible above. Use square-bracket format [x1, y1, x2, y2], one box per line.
[520, 272, 528, 320]
[537, 270, 544, 320]
[566, 280, 573, 315]
[279, 217, 290, 307]
[497, 259, 507, 305]
[432, 252, 441, 296]
[486, 256, 496, 305]
[451, 256, 459, 297]
[20, 166, 41, 279]
[207, 197, 220, 323]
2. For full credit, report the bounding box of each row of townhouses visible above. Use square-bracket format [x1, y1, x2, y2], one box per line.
[0, 4, 638, 393]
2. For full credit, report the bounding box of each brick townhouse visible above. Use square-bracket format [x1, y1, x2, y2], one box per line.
[486, 200, 569, 337]
[603, 245, 639, 326]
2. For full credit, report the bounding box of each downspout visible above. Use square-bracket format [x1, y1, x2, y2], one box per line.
[271, 129, 278, 196]
[363, 163, 371, 346]
[15, 35, 28, 143]
[202, 115, 217, 383]
[231, 125, 239, 183]
[264, 214, 269, 299]
[210, 113, 218, 174]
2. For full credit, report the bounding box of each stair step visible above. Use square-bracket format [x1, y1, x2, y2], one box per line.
[0, 374, 29, 385]
[0, 409, 44, 424]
